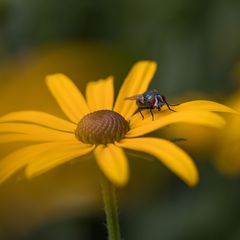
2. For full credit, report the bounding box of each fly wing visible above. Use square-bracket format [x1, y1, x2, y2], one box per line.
[152, 89, 159, 93]
[124, 94, 143, 100]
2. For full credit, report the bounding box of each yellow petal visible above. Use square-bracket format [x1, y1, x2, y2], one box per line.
[0, 134, 45, 143]
[86, 76, 114, 111]
[114, 61, 157, 119]
[0, 111, 76, 132]
[127, 110, 225, 137]
[46, 74, 90, 123]
[173, 100, 238, 113]
[0, 140, 92, 183]
[94, 144, 129, 186]
[26, 142, 94, 178]
[0, 133, 76, 143]
[117, 138, 198, 186]
[0, 123, 75, 141]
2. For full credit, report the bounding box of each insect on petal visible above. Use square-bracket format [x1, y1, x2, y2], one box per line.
[114, 61, 157, 120]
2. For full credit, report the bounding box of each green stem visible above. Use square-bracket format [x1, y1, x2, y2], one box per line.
[100, 175, 121, 240]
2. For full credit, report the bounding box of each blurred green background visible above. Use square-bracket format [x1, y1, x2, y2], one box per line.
[0, 0, 240, 239]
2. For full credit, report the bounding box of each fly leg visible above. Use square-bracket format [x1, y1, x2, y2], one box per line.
[149, 108, 154, 121]
[138, 107, 155, 120]
[164, 100, 176, 112]
[138, 107, 154, 120]
[138, 108, 144, 120]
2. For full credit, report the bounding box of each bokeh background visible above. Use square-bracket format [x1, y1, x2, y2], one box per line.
[0, 0, 240, 239]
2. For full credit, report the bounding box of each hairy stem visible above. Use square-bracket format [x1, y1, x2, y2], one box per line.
[100, 175, 121, 240]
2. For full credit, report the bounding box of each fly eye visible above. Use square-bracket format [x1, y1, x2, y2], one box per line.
[162, 95, 166, 102]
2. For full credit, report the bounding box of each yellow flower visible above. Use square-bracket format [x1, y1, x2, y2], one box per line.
[0, 61, 235, 187]
[214, 91, 240, 175]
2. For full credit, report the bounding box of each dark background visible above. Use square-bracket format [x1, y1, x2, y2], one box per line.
[0, 0, 240, 239]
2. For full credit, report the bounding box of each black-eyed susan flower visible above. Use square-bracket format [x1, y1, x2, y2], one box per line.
[0, 61, 236, 187]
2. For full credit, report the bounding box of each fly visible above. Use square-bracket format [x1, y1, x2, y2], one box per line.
[125, 89, 178, 120]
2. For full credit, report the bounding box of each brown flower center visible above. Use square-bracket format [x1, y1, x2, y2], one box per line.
[75, 110, 129, 144]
